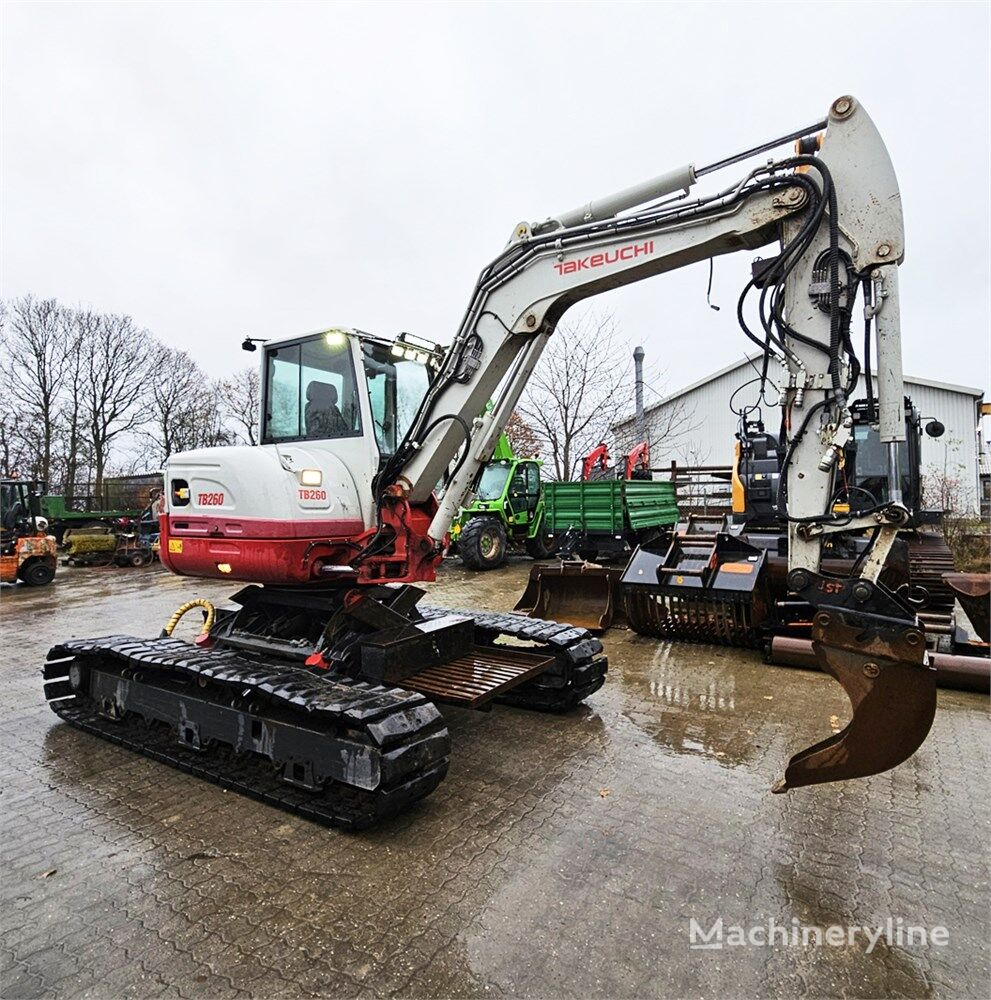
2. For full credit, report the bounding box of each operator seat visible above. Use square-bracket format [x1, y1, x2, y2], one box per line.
[305, 381, 349, 439]
[3, 500, 26, 532]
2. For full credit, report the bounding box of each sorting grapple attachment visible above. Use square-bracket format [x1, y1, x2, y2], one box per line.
[514, 560, 626, 632]
[621, 532, 770, 647]
[774, 576, 937, 791]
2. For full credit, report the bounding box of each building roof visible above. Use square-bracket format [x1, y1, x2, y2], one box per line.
[614, 356, 986, 430]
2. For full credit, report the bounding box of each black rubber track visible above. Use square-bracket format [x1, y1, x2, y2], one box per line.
[43, 607, 607, 828]
[43, 635, 450, 830]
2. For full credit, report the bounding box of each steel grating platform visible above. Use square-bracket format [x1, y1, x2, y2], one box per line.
[404, 645, 555, 708]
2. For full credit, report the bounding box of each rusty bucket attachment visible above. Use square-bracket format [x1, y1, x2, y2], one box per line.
[942, 572, 991, 643]
[621, 532, 770, 647]
[774, 577, 937, 792]
[514, 560, 626, 632]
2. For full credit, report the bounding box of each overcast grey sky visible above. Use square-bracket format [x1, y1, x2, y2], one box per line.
[2, 1, 989, 404]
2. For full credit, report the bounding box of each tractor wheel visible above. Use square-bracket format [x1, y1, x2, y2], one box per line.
[458, 517, 508, 570]
[127, 551, 147, 567]
[525, 533, 558, 560]
[19, 559, 56, 587]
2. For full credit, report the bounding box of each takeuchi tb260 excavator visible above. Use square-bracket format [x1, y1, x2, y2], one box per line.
[44, 96, 938, 827]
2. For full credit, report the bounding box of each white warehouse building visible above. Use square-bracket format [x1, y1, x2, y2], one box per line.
[612, 358, 988, 514]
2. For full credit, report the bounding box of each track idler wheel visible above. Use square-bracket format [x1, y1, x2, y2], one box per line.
[773, 607, 936, 791]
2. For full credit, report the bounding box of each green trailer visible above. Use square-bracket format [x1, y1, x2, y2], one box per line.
[513, 479, 680, 631]
[41, 474, 162, 543]
[541, 478, 679, 561]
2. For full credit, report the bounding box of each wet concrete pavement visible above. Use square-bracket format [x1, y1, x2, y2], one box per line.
[2, 560, 989, 999]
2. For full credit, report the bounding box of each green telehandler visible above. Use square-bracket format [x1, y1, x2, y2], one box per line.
[450, 432, 556, 570]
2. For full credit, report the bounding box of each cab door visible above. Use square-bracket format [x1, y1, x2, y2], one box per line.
[507, 462, 541, 525]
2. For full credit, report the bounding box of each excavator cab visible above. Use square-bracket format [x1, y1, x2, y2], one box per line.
[161, 328, 445, 586]
[843, 397, 943, 519]
[731, 423, 782, 528]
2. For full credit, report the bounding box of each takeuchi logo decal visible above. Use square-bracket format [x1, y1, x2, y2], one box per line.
[554, 240, 654, 276]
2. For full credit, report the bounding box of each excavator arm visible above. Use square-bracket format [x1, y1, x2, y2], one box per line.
[370, 95, 934, 791]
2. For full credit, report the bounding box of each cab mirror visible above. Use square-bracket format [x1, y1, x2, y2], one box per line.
[924, 420, 945, 438]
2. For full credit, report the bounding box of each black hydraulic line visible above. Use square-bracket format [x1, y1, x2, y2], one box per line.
[729, 376, 765, 418]
[735, 169, 832, 411]
[696, 120, 828, 178]
[774, 399, 830, 522]
[419, 413, 473, 488]
[758, 155, 848, 402]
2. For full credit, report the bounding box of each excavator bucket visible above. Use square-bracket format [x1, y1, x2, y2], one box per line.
[774, 607, 936, 790]
[942, 572, 991, 643]
[514, 561, 626, 632]
[621, 532, 771, 647]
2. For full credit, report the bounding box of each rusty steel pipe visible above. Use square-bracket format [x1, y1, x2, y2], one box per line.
[766, 636, 990, 694]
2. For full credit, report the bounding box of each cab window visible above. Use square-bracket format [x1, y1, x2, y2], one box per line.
[476, 462, 512, 500]
[850, 424, 910, 507]
[510, 462, 540, 515]
[361, 341, 432, 457]
[264, 335, 362, 443]
[526, 463, 540, 493]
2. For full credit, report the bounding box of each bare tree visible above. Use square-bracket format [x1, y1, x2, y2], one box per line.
[81, 312, 153, 491]
[190, 384, 235, 451]
[504, 409, 541, 459]
[517, 312, 642, 480]
[0, 382, 36, 478]
[55, 308, 94, 500]
[144, 345, 208, 462]
[3, 296, 70, 482]
[0, 303, 35, 476]
[221, 366, 261, 446]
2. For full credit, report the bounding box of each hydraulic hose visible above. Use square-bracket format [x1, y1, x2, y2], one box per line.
[162, 599, 215, 638]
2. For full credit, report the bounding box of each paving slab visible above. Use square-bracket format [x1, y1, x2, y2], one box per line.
[2, 560, 988, 998]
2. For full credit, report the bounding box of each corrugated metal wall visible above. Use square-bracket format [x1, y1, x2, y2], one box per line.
[613, 361, 985, 513]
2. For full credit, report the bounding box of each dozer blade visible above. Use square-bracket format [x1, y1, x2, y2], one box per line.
[514, 560, 625, 632]
[774, 605, 937, 791]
